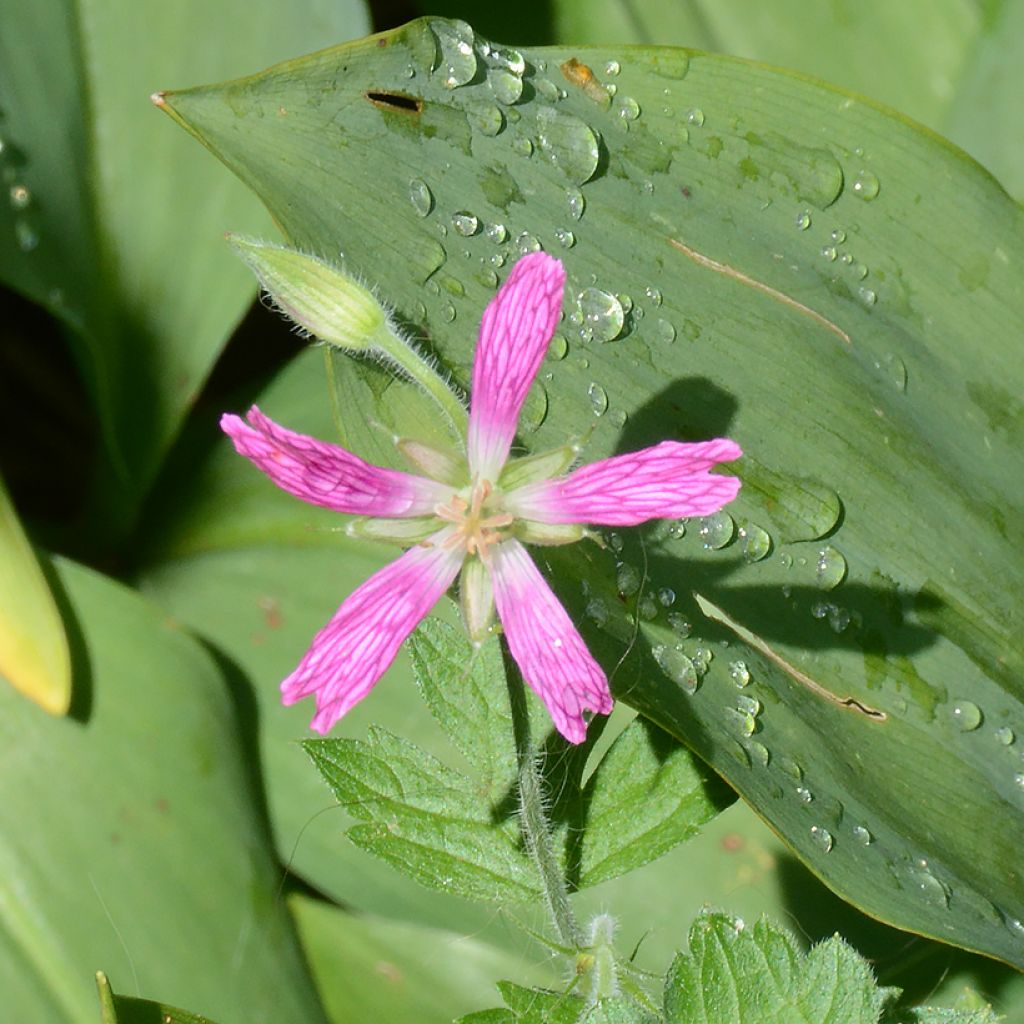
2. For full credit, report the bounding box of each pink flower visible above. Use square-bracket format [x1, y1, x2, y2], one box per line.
[222, 254, 741, 743]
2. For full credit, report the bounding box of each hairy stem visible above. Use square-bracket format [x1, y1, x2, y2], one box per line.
[505, 646, 583, 949]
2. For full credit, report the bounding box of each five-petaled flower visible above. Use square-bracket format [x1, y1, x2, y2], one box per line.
[222, 253, 741, 743]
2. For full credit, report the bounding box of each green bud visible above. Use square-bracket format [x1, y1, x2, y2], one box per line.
[396, 439, 468, 486]
[513, 520, 586, 547]
[459, 557, 496, 644]
[229, 236, 386, 351]
[346, 517, 439, 546]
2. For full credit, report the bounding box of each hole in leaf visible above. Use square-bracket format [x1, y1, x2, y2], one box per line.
[364, 91, 423, 114]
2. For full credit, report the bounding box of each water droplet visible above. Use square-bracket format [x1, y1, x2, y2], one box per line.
[607, 532, 624, 553]
[815, 545, 847, 590]
[614, 565, 638, 598]
[441, 302, 457, 323]
[996, 726, 1015, 746]
[15, 220, 38, 252]
[738, 522, 771, 562]
[554, 227, 576, 248]
[796, 786, 814, 804]
[852, 825, 873, 846]
[409, 178, 433, 217]
[431, 18, 478, 89]
[692, 646, 713, 674]
[520, 385, 548, 433]
[686, 108, 704, 126]
[585, 597, 610, 627]
[566, 187, 585, 220]
[609, 408, 628, 428]
[840, 252, 854, 265]
[748, 740, 770, 767]
[946, 700, 978, 733]
[810, 826, 834, 852]
[858, 286, 877, 307]
[737, 696, 761, 720]
[851, 169, 880, 201]
[489, 69, 524, 104]
[827, 606, 851, 633]
[617, 293, 633, 314]
[658, 587, 676, 607]
[667, 613, 692, 638]
[616, 96, 641, 121]
[515, 231, 541, 254]
[729, 661, 751, 687]
[483, 44, 525, 75]
[9, 184, 30, 209]
[699, 510, 735, 549]
[821, 245, 837, 261]
[909, 859, 949, 907]
[1006, 917, 1024, 940]
[534, 77, 561, 102]
[469, 104, 505, 136]
[511, 133, 534, 157]
[852, 261, 869, 281]
[795, 209, 812, 230]
[485, 222, 507, 244]
[476, 267, 499, 288]
[548, 334, 569, 360]
[880, 353, 907, 392]
[645, 286, 663, 306]
[830, 228, 847, 243]
[778, 756, 803, 780]
[490, 251, 507, 268]
[535, 108, 600, 186]
[587, 382, 608, 416]
[725, 707, 757, 737]
[452, 211, 479, 236]
[653, 645, 699, 693]
[603, 60, 621, 77]
[577, 288, 625, 343]
[654, 318, 676, 343]
[638, 594, 658, 620]
[1013, 773, 1024, 789]
[666, 519, 687, 540]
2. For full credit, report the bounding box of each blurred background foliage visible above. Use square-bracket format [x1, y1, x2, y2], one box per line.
[1, 0, 1022, 1021]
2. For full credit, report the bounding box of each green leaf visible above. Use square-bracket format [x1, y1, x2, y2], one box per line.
[0, 0, 369, 533]
[160, 20, 1024, 967]
[0, 470, 70, 714]
[665, 912, 886, 1022]
[292, 893, 556, 1023]
[0, 557, 326, 1023]
[461, 983, 659, 1024]
[96, 971, 220, 1024]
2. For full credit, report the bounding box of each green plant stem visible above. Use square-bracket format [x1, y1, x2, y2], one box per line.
[505, 646, 583, 950]
[370, 322, 468, 438]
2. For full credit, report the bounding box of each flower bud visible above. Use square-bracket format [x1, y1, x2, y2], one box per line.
[229, 236, 386, 351]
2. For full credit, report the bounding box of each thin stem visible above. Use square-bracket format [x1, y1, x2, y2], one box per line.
[504, 644, 583, 950]
[370, 322, 468, 438]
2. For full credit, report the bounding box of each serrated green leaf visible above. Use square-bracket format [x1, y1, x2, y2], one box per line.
[890, 1009, 1001, 1024]
[664, 912, 885, 1023]
[574, 717, 732, 888]
[160, 19, 1024, 968]
[303, 723, 543, 904]
[96, 971, 220, 1024]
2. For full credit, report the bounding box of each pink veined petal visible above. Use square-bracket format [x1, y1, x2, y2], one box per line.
[488, 539, 611, 744]
[221, 405, 452, 517]
[467, 253, 566, 483]
[282, 528, 465, 733]
[504, 438, 743, 526]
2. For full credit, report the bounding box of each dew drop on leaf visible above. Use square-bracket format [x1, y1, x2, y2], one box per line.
[810, 826, 834, 852]
[468, 104, 504, 137]
[796, 786, 814, 804]
[667, 612, 692, 637]
[484, 222, 507, 244]
[653, 645, 699, 693]
[654, 318, 676, 343]
[815, 545, 847, 589]
[587, 382, 608, 416]
[995, 726, 1015, 746]
[729, 660, 751, 687]
[739, 522, 771, 562]
[535, 107, 600, 185]
[699, 510, 735, 549]
[430, 18, 478, 89]
[408, 178, 433, 217]
[616, 562, 642, 596]
[451, 211, 479, 236]
[578, 288, 625, 342]
[852, 169, 880, 200]
[853, 825, 873, 845]
[686, 108, 705, 126]
[565, 187, 586, 220]
[795, 209, 812, 230]
[658, 587, 676, 607]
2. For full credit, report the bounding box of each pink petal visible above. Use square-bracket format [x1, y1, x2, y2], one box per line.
[505, 439, 742, 526]
[282, 528, 465, 732]
[488, 539, 611, 744]
[467, 253, 566, 482]
[221, 406, 451, 517]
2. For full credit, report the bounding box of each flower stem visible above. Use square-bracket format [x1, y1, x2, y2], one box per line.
[505, 646, 583, 950]
[370, 322, 469, 438]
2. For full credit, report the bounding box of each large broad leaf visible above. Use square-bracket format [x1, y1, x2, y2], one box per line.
[0, 557, 326, 1023]
[156, 20, 1024, 968]
[0, 0, 368, 536]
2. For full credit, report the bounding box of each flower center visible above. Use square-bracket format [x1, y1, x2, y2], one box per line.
[434, 479, 514, 557]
